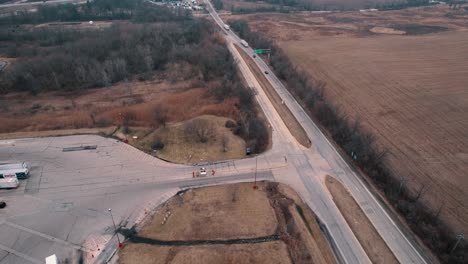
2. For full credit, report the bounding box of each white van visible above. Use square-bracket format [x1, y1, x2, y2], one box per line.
[0, 173, 19, 189]
[0, 162, 29, 179]
[240, 40, 249, 48]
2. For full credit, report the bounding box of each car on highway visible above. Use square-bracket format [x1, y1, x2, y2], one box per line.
[253, 54, 256, 58]
[240, 39, 249, 48]
[264, 71, 269, 74]
[199, 167, 207, 176]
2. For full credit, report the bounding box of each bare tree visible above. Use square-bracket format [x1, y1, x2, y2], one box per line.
[184, 119, 214, 143]
[222, 134, 229, 152]
[152, 105, 169, 127]
[396, 176, 407, 197]
[434, 203, 444, 219]
[414, 184, 427, 202]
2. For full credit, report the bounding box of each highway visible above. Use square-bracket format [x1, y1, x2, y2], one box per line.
[203, 0, 428, 263]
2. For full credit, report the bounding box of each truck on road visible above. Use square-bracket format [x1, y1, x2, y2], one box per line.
[223, 24, 230, 30]
[240, 39, 249, 48]
[0, 173, 19, 189]
[0, 162, 29, 179]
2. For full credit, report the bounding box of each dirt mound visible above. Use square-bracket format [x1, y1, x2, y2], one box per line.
[119, 182, 337, 264]
[370, 26, 406, 34]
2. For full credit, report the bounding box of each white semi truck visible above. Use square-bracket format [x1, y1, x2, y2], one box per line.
[0, 173, 19, 189]
[0, 162, 29, 179]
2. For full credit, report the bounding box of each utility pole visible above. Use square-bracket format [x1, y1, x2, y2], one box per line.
[253, 156, 258, 189]
[268, 46, 271, 62]
[108, 208, 122, 248]
[398, 176, 406, 196]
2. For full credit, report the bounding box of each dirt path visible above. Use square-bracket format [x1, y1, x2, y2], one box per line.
[235, 45, 311, 148]
[325, 175, 399, 264]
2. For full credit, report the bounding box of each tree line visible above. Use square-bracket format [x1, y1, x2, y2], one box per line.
[229, 19, 466, 264]
[228, 0, 435, 11]
[212, 0, 223, 10]
[0, 0, 191, 25]
[376, 0, 434, 11]
[0, 18, 221, 93]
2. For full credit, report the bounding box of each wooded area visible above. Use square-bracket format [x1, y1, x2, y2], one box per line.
[0, 0, 191, 25]
[0, 0, 268, 153]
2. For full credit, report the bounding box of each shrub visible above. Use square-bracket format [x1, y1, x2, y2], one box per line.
[225, 120, 236, 128]
[151, 139, 165, 150]
[96, 117, 112, 127]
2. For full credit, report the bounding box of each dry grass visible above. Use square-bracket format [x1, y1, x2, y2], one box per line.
[139, 182, 277, 240]
[234, 45, 311, 148]
[0, 127, 116, 140]
[0, 77, 240, 133]
[325, 175, 398, 263]
[118, 115, 246, 163]
[278, 184, 337, 264]
[232, 5, 468, 234]
[221, 0, 275, 10]
[119, 242, 291, 264]
[34, 21, 114, 29]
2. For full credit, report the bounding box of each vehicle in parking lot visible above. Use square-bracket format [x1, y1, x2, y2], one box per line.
[0, 174, 19, 189]
[0, 162, 29, 179]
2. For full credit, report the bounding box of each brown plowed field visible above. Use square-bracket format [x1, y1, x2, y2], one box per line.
[230, 5, 468, 234]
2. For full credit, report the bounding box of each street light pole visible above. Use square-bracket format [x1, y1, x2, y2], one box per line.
[108, 208, 122, 248]
[253, 156, 258, 189]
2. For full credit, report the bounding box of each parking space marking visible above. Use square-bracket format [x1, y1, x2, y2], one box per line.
[4, 221, 91, 253]
[0, 244, 43, 264]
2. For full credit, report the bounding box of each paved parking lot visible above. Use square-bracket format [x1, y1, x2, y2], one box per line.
[0, 135, 271, 263]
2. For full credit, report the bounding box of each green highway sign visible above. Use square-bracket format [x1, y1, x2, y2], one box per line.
[254, 49, 271, 54]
